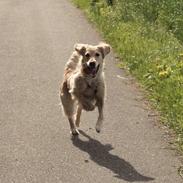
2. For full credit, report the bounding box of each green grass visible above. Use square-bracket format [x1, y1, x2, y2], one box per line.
[72, 0, 183, 150]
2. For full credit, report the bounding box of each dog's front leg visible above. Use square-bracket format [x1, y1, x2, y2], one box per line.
[68, 117, 79, 135]
[75, 104, 82, 127]
[70, 75, 96, 111]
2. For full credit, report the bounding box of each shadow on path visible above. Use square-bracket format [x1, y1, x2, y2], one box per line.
[71, 130, 154, 182]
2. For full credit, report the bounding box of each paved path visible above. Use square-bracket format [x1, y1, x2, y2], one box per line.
[0, 0, 182, 182]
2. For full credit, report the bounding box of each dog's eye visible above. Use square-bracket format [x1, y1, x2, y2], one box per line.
[85, 53, 90, 58]
[95, 53, 100, 57]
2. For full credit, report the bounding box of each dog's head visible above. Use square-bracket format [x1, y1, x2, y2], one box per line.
[74, 43, 111, 77]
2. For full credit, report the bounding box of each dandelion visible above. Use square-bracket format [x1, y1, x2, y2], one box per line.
[159, 70, 169, 77]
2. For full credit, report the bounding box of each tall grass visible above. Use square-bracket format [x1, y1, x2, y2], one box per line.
[73, 0, 183, 150]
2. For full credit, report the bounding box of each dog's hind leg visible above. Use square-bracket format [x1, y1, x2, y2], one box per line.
[75, 105, 82, 127]
[60, 82, 79, 135]
[95, 84, 105, 133]
[95, 99, 104, 133]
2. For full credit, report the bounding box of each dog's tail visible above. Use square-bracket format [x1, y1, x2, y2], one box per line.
[65, 51, 81, 71]
[60, 81, 75, 118]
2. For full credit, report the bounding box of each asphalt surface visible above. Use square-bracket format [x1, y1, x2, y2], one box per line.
[0, 0, 182, 182]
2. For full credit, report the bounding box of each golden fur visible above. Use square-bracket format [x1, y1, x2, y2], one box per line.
[60, 43, 111, 135]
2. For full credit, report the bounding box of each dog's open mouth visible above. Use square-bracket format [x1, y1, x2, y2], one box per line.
[88, 64, 100, 77]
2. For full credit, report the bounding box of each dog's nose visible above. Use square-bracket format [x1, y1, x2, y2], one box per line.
[89, 61, 96, 68]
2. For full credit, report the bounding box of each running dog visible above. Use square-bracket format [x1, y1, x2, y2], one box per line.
[60, 43, 111, 135]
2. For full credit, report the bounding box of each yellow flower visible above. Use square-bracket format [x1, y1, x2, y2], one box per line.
[159, 71, 168, 77]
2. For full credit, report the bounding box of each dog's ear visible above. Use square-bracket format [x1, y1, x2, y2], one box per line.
[97, 43, 111, 58]
[74, 43, 87, 56]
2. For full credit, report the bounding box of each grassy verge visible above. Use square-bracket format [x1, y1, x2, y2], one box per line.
[72, 0, 183, 150]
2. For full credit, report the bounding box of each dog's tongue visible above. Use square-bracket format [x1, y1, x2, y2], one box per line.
[90, 65, 100, 77]
[91, 68, 96, 75]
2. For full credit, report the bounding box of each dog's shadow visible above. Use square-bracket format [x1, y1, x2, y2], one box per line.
[71, 130, 154, 182]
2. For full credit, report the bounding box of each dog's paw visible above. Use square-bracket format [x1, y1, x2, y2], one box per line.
[71, 129, 80, 136]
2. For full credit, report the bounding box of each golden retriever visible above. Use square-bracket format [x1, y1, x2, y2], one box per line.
[60, 43, 111, 135]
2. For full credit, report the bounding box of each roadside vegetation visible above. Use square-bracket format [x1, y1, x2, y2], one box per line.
[73, 0, 183, 150]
